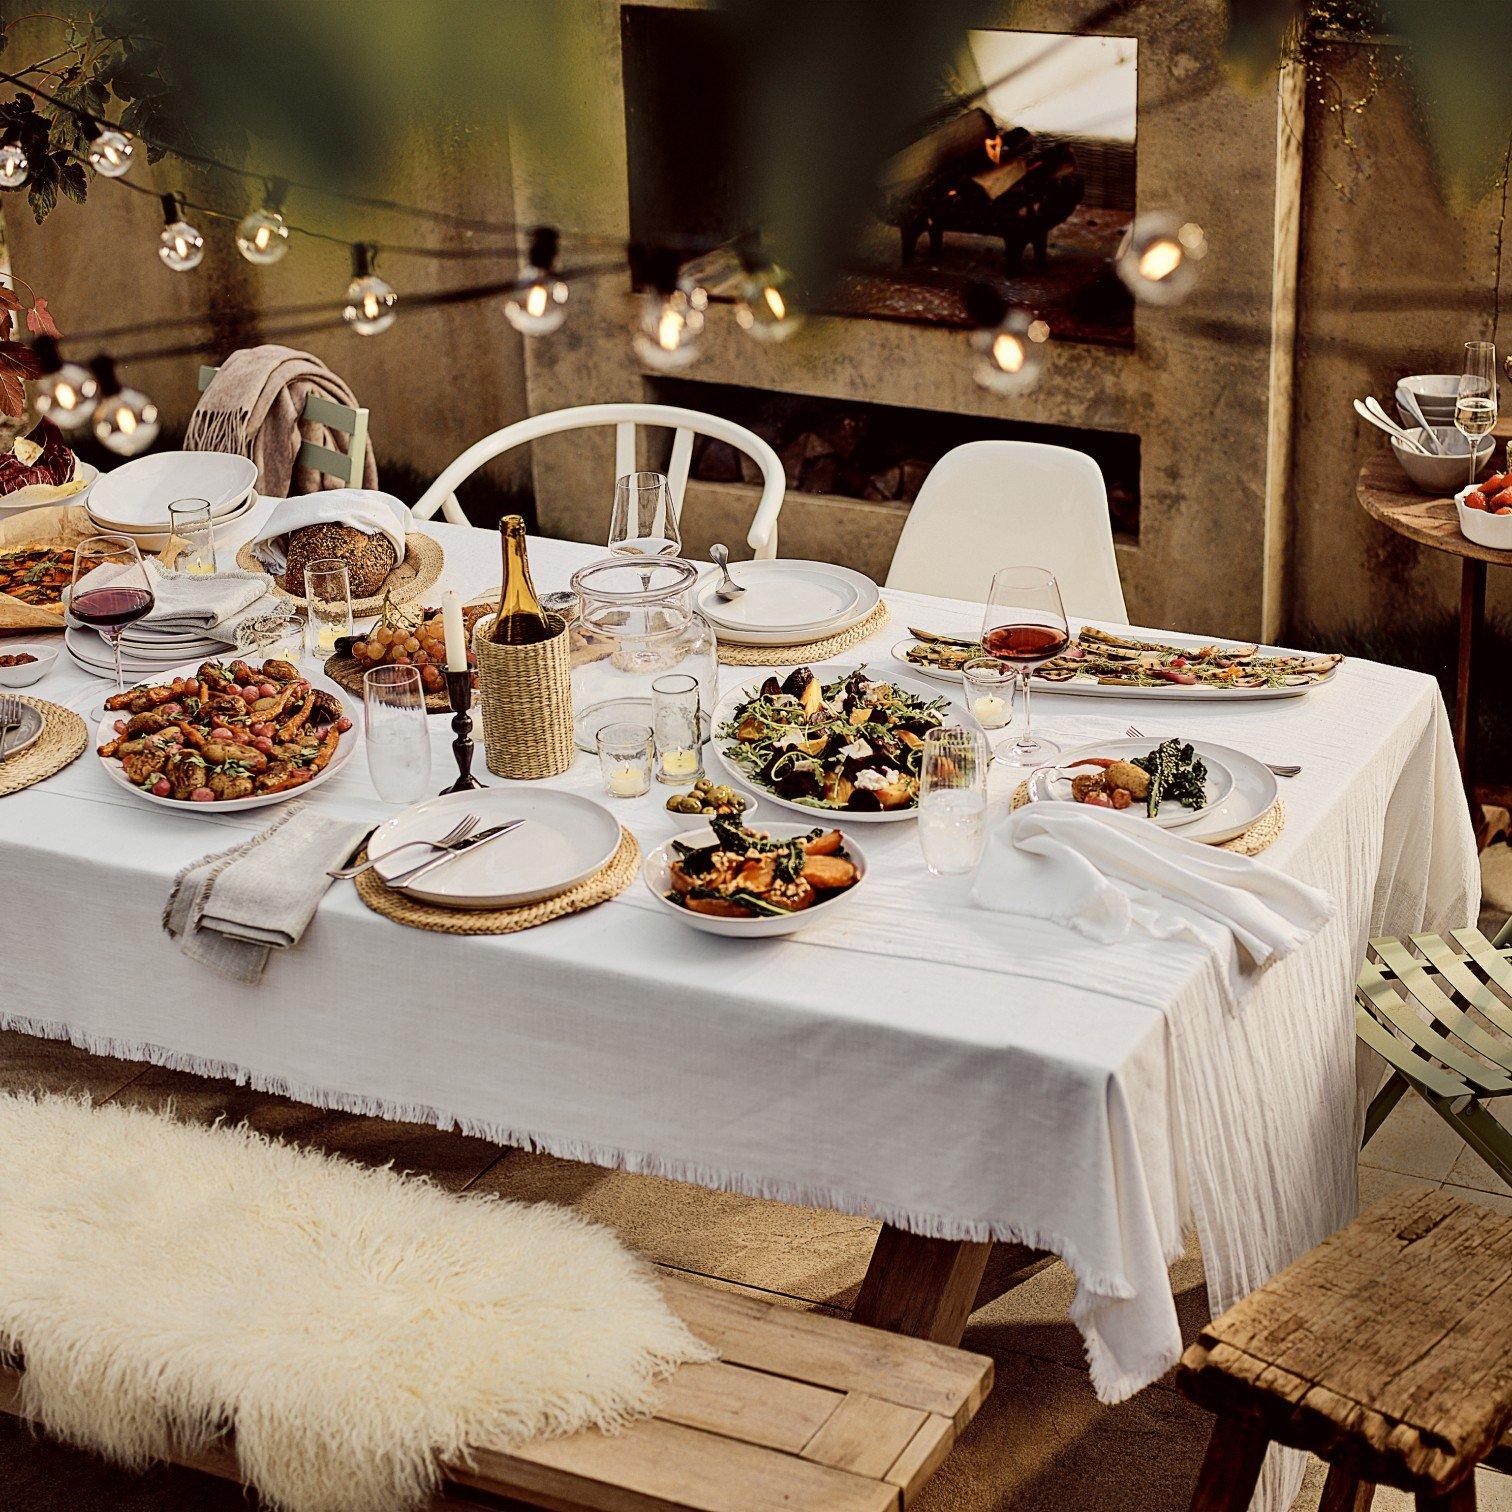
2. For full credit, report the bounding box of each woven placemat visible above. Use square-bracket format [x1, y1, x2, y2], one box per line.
[717, 601, 890, 667]
[237, 531, 444, 614]
[0, 695, 87, 797]
[352, 827, 640, 934]
[1010, 781, 1285, 857]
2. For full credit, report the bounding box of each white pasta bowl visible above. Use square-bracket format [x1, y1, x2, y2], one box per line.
[1455, 484, 1512, 550]
[643, 821, 869, 937]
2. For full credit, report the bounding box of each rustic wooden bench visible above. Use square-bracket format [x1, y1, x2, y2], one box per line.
[0, 1272, 992, 1511]
[1176, 1187, 1512, 1511]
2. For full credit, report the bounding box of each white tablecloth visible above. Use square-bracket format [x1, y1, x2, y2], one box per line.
[0, 501, 1479, 1434]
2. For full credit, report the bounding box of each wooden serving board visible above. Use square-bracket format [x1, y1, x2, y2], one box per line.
[323, 653, 474, 712]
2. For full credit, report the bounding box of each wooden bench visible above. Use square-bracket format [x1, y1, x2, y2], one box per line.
[1176, 1187, 1512, 1511]
[0, 1272, 992, 1511]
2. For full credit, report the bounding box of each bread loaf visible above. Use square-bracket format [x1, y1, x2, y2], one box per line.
[283, 522, 397, 598]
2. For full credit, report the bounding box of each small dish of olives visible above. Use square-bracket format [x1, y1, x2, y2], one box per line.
[666, 777, 750, 818]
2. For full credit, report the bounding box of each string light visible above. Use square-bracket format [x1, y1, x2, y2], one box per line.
[966, 285, 1048, 395]
[343, 243, 397, 334]
[87, 356, 159, 456]
[503, 226, 569, 335]
[86, 121, 133, 178]
[1116, 214, 1206, 305]
[0, 135, 27, 190]
[735, 254, 802, 343]
[157, 193, 205, 272]
[236, 179, 290, 265]
[631, 247, 702, 371]
[31, 337, 96, 431]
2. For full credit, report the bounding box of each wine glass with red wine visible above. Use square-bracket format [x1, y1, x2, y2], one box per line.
[70, 533, 154, 722]
[981, 565, 1069, 766]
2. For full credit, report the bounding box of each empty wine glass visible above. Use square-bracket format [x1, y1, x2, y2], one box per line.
[1456, 341, 1498, 490]
[363, 664, 432, 802]
[609, 471, 681, 559]
[980, 566, 1070, 766]
[70, 533, 154, 722]
[918, 727, 991, 876]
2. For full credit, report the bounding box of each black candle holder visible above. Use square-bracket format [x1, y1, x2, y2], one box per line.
[440, 669, 484, 793]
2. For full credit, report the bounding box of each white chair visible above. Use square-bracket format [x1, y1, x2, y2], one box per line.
[885, 440, 1129, 623]
[197, 365, 368, 488]
[412, 403, 787, 557]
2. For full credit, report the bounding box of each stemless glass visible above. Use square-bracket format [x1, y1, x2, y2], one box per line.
[304, 557, 353, 661]
[1456, 340, 1498, 490]
[164, 498, 216, 576]
[608, 471, 681, 559]
[918, 727, 990, 877]
[981, 566, 1070, 766]
[70, 533, 154, 721]
[363, 664, 432, 802]
[961, 656, 1016, 753]
[652, 672, 703, 784]
[597, 721, 654, 798]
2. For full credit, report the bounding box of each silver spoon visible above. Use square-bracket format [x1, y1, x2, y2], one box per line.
[1395, 387, 1443, 455]
[710, 544, 745, 602]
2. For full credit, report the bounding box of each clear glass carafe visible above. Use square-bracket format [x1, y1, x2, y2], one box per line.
[567, 557, 718, 753]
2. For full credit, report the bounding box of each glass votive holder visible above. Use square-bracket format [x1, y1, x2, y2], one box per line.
[652, 672, 703, 784]
[165, 498, 216, 576]
[234, 603, 305, 663]
[597, 721, 654, 799]
[962, 656, 1016, 734]
[303, 557, 353, 661]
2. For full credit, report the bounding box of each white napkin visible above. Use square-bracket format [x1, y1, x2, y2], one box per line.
[163, 804, 370, 984]
[250, 488, 410, 575]
[971, 803, 1333, 998]
[70, 557, 271, 636]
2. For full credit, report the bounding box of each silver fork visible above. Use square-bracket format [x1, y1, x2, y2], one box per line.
[1125, 724, 1301, 778]
[0, 695, 23, 761]
[328, 813, 480, 880]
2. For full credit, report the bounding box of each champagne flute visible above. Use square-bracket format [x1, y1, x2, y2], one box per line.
[609, 471, 681, 559]
[1456, 340, 1498, 490]
[980, 566, 1070, 766]
[70, 533, 154, 722]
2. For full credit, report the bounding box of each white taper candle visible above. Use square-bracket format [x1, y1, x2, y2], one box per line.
[442, 590, 466, 672]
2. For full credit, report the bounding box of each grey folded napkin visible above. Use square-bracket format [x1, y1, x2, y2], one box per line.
[163, 803, 369, 984]
[139, 558, 272, 632]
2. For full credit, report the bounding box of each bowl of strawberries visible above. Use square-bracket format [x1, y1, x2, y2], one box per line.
[1456, 471, 1512, 549]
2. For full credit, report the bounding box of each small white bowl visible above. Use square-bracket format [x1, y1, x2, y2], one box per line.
[643, 821, 868, 937]
[0, 640, 60, 687]
[1454, 483, 1512, 549]
[1392, 427, 1495, 493]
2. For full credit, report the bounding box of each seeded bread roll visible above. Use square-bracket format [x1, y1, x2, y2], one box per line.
[283, 522, 397, 598]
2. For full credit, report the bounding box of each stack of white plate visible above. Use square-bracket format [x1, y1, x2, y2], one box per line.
[693, 559, 880, 646]
[85, 451, 259, 550]
[65, 621, 250, 679]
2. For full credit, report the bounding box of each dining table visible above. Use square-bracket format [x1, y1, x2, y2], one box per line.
[0, 497, 1480, 1470]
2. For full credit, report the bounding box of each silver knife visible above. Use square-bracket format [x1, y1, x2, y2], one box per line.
[388, 818, 525, 886]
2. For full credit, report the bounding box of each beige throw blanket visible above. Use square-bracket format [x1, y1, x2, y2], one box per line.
[185, 345, 377, 498]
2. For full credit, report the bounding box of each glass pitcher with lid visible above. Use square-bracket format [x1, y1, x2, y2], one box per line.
[567, 557, 718, 753]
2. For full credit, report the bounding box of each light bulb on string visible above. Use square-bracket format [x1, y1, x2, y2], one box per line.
[86, 122, 133, 178]
[735, 257, 803, 343]
[503, 226, 569, 335]
[87, 356, 159, 456]
[965, 285, 1048, 396]
[1115, 214, 1206, 305]
[157, 193, 204, 272]
[343, 243, 397, 335]
[630, 246, 702, 371]
[31, 337, 95, 432]
[236, 179, 290, 265]
[0, 137, 28, 190]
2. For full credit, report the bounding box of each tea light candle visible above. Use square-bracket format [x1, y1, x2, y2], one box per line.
[442, 590, 466, 672]
[609, 764, 649, 797]
[660, 746, 700, 779]
[972, 693, 1010, 728]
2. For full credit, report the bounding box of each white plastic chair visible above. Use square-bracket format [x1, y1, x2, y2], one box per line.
[885, 440, 1128, 623]
[412, 403, 787, 557]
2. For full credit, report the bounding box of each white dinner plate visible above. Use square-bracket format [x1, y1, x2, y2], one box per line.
[88, 452, 258, 530]
[0, 703, 43, 762]
[643, 821, 870, 937]
[710, 662, 967, 824]
[1030, 738, 1236, 830]
[66, 626, 228, 675]
[695, 560, 878, 642]
[94, 661, 356, 812]
[1027, 738, 1277, 845]
[368, 788, 622, 910]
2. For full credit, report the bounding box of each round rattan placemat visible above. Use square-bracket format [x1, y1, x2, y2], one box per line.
[1009, 781, 1285, 857]
[237, 531, 444, 614]
[352, 827, 640, 934]
[0, 695, 87, 797]
[716, 601, 891, 667]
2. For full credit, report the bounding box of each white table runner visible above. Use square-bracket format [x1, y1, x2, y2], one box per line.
[0, 502, 1479, 1458]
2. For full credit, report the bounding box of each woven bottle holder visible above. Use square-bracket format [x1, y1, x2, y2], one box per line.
[472, 612, 573, 779]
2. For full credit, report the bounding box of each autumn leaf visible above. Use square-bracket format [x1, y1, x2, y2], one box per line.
[0, 341, 44, 379]
[0, 372, 26, 419]
[0, 284, 23, 315]
[25, 298, 59, 339]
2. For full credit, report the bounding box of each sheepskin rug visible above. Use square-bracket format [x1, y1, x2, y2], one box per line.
[0, 1093, 714, 1512]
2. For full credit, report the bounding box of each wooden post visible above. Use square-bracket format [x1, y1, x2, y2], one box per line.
[851, 1227, 993, 1345]
[1416, 1483, 1477, 1512]
[1319, 1463, 1375, 1512]
[1455, 558, 1485, 786]
[1187, 1418, 1271, 1511]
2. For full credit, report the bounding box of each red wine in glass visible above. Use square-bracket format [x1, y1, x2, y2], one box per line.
[70, 532, 154, 722]
[980, 566, 1070, 766]
[71, 585, 154, 629]
[982, 623, 1070, 664]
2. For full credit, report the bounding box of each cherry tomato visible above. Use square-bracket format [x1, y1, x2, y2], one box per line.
[252, 736, 275, 753]
[159, 702, 181, 717]
[336, 716, 353, 733]
[191, 786, 215, 803]
[151, 777, 171, 797]
[241, 686, 260, 705]
[210, 726, 233, 741]
[259, 682, 277, 698]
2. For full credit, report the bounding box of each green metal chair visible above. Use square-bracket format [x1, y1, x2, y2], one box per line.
[1357, 916, 1512, 1188]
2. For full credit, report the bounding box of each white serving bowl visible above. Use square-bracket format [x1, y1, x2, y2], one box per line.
[643, 821, 868, 938]
[0, 640, 60, 687]
[1391, 427, 1495, 493]
[1455, 483, 1512, 549]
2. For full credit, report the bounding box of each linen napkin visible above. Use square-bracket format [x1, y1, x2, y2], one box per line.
[250, 489, 410, 576]
[971, 803, 1334, 998]
[163, 803, 369, 984]
[70, 557, 271, 634]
